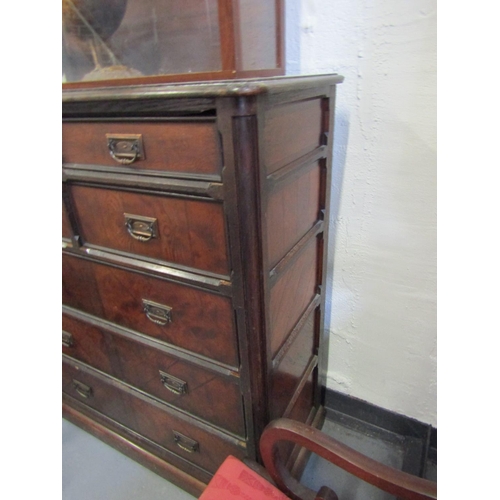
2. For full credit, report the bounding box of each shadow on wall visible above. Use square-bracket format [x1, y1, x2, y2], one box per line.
[323, 106, 350, 337]
[325, 112, 437, 424]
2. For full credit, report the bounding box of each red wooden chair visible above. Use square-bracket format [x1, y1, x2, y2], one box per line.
[200, 418, 437, 500]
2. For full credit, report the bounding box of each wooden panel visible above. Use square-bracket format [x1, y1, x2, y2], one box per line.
[269, 240, 318, 356]
[63, 358, 134, 428]
[62, 121, 221, 176]
[266, 164, 321, 268]
[62, 201, 72, 239]
[269, 309, 316, 420]
[62, 254, 238, 367]
[264, 99, 322, 174]
[110, 332, 245, 437]
[62, 314, 116, 375]
[71, 185, 229, 276]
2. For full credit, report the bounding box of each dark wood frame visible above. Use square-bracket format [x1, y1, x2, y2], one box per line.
[62, 0, 285, 90]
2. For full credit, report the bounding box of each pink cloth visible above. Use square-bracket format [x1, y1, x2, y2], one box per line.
[199, 455, 289, 500]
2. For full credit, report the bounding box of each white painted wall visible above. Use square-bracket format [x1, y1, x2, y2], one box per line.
[285, 0, 437, 426]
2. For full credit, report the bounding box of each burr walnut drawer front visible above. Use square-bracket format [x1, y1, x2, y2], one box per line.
[63, 359, 246, 474]
[62, 253, 238, 367]
[63, 357, 135, 429]
[62, 314, 115, 375]
[122, 381, 247, 475]
[70, 184, 229, 275]
[62, 313, 245, 436]
[62, 121, 221, 177]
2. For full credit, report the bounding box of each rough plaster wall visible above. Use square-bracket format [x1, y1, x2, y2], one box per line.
[285, 0, 437, 426]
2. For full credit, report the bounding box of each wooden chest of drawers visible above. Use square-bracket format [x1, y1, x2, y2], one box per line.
[62, 74, 343, 496]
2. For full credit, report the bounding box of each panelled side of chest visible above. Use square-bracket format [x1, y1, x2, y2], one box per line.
[262, 87, 336, 430]
[215, 84, 336, 459]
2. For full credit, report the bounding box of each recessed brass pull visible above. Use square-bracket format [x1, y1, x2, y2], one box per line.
[142, 299, 172, 326]
[106, 134, 144, 165]
[72, 379, 92, 399]
[124, 213, 158, 242]
[62, 331, 74, 348]
[159, 371, 187, 395]
[173, 431, 199, 453]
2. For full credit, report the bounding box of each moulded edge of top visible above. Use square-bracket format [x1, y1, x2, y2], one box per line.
[62, 74, 345, 103]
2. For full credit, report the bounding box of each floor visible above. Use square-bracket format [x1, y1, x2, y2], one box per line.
[62, 419, 194, 500]
[62, 410, 436, 500]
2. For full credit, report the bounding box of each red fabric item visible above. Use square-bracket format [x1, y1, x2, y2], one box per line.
[199, 455, 290, 500]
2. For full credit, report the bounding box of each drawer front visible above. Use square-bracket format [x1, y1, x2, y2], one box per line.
[62, 254, 238, 367]
[62, 358, 134, 429]
[62, 313, 245, 436]
[62, 121, 221, 177]
[124, 382, 246, 474]
[111, 332, 245, 437]
[63, 360, 246, 475]
[70, 185, 229, 276]
[62, 314, 116, 374]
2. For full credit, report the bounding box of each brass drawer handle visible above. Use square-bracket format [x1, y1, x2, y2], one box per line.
[159, 371, 187, 395]
[72, 379, 92, 399]
[124, 213, 158, 242]
[142, 299, 172, 326]
[106, 134, 144, 165]
[173, 431, 199, 453]
[62, 331, 74, 348]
